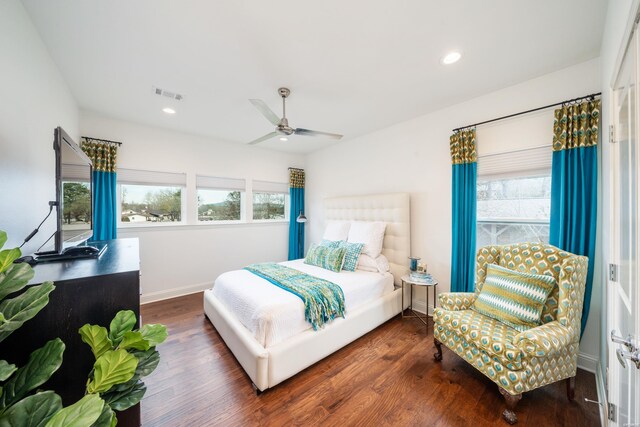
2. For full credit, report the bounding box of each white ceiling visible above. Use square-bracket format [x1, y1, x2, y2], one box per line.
[22, 0, 608, 154]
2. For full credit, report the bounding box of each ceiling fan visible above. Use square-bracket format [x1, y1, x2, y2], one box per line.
[248, 87, 343, 145]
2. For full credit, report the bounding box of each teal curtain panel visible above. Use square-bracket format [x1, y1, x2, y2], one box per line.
[450, 129, 477, 292]
[549, 99, 600, 336]
[81, 138, 119, 241]
[288, 168, 305, 260]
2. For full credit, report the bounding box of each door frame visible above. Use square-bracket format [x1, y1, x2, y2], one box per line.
[606, 2, 640, 425]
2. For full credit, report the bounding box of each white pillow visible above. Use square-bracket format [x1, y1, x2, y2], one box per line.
[357, 254, 390, 274]
[347, 221, 386, 258]
[323, 221, 351, 241]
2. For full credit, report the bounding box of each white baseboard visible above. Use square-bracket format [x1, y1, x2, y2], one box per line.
[409, 300, 432, 316]
[141, 281, 212, 304]
[578, 352, 598, 373]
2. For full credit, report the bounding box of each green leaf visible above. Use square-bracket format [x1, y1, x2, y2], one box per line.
[132, 349, 160, 377]
[0, 232, 7, 251]
[139, 324, 168, 347]
[108, 311, 136, 346]
[0, 360, 16, 382]
[0, 262, 35, 300]
[0, 339, 65, 408]
[87, 350, 137, 394]
[0, 282, 55, 343]
[0, 249, 21, 274]
[89, 403, 116, 427]
[44, 394, 104, 427]
[79, 325, 112, 359]
[0, 391, 62, 427]
[102, 379, 146, 412]
[106, 375, 139, 393]
[118, 331, 149, 351]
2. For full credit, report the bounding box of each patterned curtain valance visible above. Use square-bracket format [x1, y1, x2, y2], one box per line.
[80, 137, 119, 173]
[552, 99, 600, 152]
[450, 129, 477, 165]
[289, 168, 305, 188]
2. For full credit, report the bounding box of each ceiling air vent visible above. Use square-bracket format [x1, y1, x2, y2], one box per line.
[152, 86, 184, 101]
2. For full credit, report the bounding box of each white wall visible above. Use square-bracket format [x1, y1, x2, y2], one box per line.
[598, 0, 635, 377]
[0, 0, 79, 254]
[306, 58, 602, 369]
[80, 111, 305, 302]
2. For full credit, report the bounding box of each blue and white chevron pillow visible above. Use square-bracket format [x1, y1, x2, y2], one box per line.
[471, 263, 556, 332]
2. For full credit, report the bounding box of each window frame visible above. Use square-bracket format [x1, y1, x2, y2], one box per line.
[117, 168, 188, 228]
[251, 191, 290, 223]
[476, 149, 552, 249]
[196, 187, 247, 224]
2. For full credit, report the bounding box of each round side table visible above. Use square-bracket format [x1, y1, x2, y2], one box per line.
[401, 275, 438, 334]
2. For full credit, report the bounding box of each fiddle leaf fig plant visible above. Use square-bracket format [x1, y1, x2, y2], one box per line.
[0, 230, 104, 427]
[80, 310, 168, 415]
[0, 231, 167, 427]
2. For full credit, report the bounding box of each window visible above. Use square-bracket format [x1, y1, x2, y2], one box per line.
[118, 169, 186, 225]
[196, 175, 245, 222]
[476, 146, 551, 249]
[252, 180, 289, 221]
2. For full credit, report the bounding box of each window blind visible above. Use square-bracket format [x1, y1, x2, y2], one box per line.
[477, 145, 552, 179]
[252, 180, 288, 193]
[196, 175, 246, 191]
[118, 168, 187, 186]
[61, 163, 91, 181]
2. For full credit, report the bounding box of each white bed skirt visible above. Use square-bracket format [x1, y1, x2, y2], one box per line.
[203, 287, 404, 391]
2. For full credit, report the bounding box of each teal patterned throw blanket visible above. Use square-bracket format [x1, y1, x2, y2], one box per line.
[244, 263, 345, 330]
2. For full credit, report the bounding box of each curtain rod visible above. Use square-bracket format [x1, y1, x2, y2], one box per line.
[452, 92, 602, 133]
[81, 136, 123, 146]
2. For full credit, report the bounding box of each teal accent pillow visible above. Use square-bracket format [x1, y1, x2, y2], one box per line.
[471, 264, 556, 332]
[304, 244, 347, 272]
[336, 241, 364, 272]
[319, 239, 342, 248]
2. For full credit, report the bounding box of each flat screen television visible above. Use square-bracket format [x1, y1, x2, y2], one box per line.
[54, 127, 93, 253]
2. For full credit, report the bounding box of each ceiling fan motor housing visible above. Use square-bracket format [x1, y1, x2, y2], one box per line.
[278, 87, 290, 98]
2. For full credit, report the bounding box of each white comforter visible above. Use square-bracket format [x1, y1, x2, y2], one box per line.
[211, 259, 394, 348]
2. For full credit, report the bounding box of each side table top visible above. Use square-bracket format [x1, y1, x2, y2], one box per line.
[401, 275, 438, 286]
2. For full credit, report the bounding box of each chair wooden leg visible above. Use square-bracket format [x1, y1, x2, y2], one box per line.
[566, 376, 576, 401]
[499, 387, 522, 425]
[434, 338, 443, 361]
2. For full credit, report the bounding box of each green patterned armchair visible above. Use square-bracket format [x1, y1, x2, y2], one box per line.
[433, 243, 588, 424]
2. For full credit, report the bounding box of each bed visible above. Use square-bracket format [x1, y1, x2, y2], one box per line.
[203, 192, 411, 392]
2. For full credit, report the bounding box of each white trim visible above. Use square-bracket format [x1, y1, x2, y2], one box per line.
[577, 352, 598, 374]
[118, 220, 288, 233]
[596, 362, 608, 427]
[609, 0, 640, 88]
[141, 281, 212, 304]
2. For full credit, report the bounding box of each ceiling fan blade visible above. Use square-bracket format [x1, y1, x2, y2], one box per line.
[294, 128, 343, 140]
[249, 99, 280, 126]
[248, 131, 278, 145]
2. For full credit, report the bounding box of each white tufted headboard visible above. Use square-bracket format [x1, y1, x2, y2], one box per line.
[324, 193, 411, 285]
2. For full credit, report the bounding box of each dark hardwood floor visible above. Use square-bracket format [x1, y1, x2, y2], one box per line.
[140, 292, 601, 427]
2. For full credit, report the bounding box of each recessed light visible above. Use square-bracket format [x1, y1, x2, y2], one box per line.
[442, 51, 462, 65]
[279, 137, 288, 141]
[162, 107, 176, 114]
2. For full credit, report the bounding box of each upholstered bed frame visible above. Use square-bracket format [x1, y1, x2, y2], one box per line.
[203, 192, 411, 392]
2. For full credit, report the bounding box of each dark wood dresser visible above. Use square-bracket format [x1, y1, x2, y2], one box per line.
[0, 238, 141, 426]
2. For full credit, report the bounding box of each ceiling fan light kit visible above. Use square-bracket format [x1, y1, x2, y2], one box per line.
[248, 87, 344, 145]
